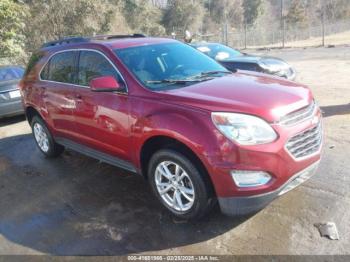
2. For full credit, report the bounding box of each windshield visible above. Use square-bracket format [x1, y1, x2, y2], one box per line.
[115, 42, 229, 90]
[0, 66, 24, 82]
[195, 44, 242, 61]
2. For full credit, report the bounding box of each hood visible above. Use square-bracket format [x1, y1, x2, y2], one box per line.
[224, 55, 290, 69]
[158, 72, 312, 123]
[221, 55, 295, 80]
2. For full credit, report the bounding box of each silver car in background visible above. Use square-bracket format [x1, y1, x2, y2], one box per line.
[0, 66, 25, 118]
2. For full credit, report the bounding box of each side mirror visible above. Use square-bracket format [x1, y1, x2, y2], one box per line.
[90, 76, 124, 92]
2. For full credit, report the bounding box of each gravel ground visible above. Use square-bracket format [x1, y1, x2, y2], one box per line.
[0, 46, 349, 255]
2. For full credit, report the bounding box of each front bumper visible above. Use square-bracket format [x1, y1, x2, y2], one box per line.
[218, 160, 319, 216]
[0, 99, 24, 118]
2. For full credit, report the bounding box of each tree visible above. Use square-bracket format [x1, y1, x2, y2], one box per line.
[122, 0, 165, 35]
[322, 0, 350, 21]
[243, 0, 263, 25]
[162, 0, 205, 34]
[0, 0, 27, 57]
[285, 0, 308, 27]
[210, 0, 243, 29]
[23, 0, 116, 52]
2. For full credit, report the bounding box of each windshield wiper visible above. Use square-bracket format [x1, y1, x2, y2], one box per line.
[187, 70, 232, 80]
[146, 71, 231, 85]
[145, 71, 230, 85]
[146, 78, 212, 84]
[200, 70, 232, 76]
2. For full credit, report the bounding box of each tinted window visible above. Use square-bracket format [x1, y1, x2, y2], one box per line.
[115, 42, 228, 90]
[0, 66, 25, 82]
[40, 60, 50, 80]
[78, 51, 122, 87]
[41, 51, 76, 84]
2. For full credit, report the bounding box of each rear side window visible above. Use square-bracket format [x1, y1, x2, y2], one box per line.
[41, 51, 77, 84]
[78, 51, 122, 86]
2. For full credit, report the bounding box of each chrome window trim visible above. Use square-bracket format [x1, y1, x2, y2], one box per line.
[38, 48, 128, 93]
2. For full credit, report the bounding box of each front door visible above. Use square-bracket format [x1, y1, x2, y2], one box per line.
[72, 50, 131, 162]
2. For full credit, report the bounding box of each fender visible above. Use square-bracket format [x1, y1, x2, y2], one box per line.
[23, 101, 55, 133]
[130, 102, 238, 177]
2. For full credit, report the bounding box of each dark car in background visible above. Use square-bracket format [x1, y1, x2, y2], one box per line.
[191, 43, 296, 80]
[0, 65, 25, 118]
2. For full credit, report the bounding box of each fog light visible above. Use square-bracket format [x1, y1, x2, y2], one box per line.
[231, 170, 272, 188]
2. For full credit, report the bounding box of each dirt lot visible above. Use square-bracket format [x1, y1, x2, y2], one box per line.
[0, 46, 349, 255]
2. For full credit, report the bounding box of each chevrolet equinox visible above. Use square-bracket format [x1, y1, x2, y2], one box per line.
[20, 35, 323, 220]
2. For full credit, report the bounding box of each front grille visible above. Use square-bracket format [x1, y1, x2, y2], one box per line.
[286, 122, 322, 159]
[0, 89, 19, 102]
[279, 101, 316, 126]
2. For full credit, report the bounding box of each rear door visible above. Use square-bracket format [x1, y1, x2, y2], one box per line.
[72, 50, 131, 161]
[40, 50, 79, 138]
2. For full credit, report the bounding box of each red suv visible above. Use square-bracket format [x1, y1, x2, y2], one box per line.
[20, 35, 323, 220]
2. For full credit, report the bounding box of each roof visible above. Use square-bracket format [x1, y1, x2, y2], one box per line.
[105, 37, 177, 49]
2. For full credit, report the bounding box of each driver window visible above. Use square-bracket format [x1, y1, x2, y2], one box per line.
[78, 51, 122, 87]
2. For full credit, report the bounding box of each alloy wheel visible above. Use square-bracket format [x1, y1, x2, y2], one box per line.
[33, 122, 50, 153]
[154, 161, 195, 212]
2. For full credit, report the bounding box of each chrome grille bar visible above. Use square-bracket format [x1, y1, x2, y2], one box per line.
[279, 101, 316, 126]
[286, 122, 322, 159]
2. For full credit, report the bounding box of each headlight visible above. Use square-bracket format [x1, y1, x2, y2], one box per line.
[211, 112, 277, 145]
[274, 70, 287, 77]
[258, 61, 277, 73]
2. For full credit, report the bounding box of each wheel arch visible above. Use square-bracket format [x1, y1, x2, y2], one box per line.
[25, 105, 42, 124]
[139, 135, 216, 196]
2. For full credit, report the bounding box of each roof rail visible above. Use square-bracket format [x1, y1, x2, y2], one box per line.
[91, 34, 147, 40]
[41, 34, 147, 48]
[41, 37, 89, 48]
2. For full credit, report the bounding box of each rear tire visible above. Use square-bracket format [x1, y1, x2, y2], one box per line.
[148, 149, 214, 221]
[31, 115, 64, 158]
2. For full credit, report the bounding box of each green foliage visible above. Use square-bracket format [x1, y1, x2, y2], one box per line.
[243, 0, 263, 25]
[2, 0, 350, 64]
[209, 0, 243, 28]
[0, 0, 27, 58]
[24, 0, 116, 52]
[122, 0, 165, 35]
[162, 0, 205, 33]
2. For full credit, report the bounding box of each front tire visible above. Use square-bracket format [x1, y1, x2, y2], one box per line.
[148, 149, 214, 221]
[31, 115, 64, 158]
